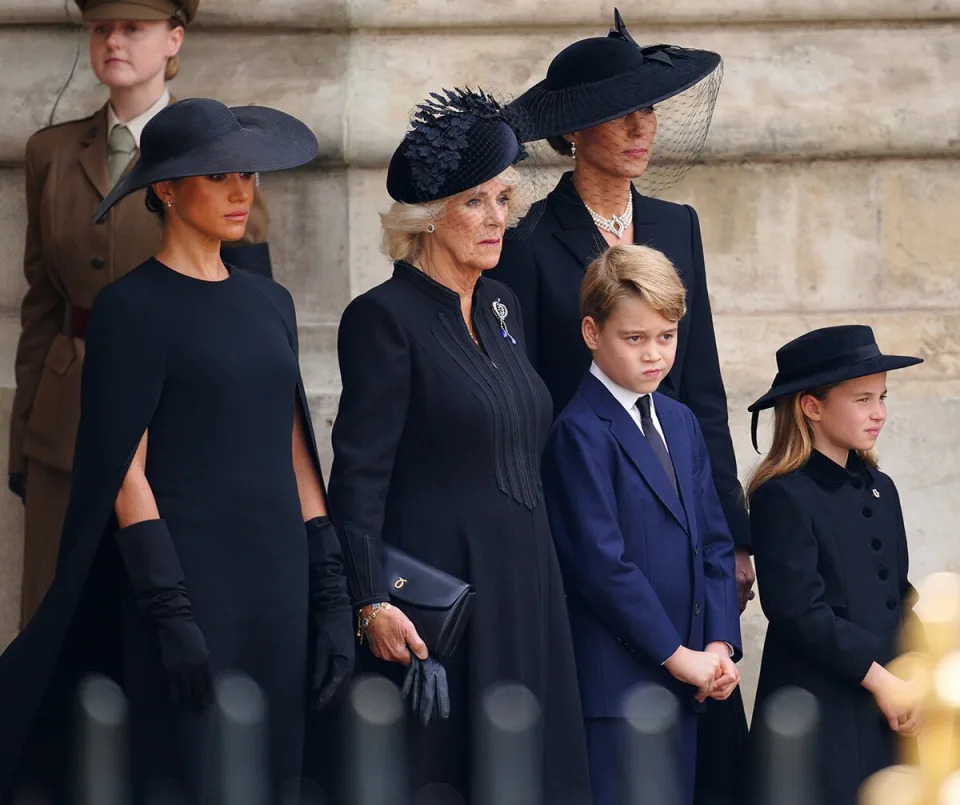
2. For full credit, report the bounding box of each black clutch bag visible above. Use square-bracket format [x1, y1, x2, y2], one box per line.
[383, 544, 475, 659]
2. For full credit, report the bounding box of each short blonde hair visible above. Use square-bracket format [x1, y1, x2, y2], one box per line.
[379, 166, 532, 263]
[581, 244, 687, 325]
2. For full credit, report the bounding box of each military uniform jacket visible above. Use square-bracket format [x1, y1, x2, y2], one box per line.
[10, 103, 270, 476]
[750, 450, 918, 805]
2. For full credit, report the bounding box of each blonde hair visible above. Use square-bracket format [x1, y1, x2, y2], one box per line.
[164, 17, 184, 81]
[379, 166, 532, 263]
[745, 386, 878, 498]
[581, 244, 687, 325]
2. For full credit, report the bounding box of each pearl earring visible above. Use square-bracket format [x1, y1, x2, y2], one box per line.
[426, 223, 436, 233]
[570, 142, 576, 159]
[164, 200, 172, 208]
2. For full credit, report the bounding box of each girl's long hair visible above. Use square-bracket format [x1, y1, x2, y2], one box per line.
[745, 383, 878, 499]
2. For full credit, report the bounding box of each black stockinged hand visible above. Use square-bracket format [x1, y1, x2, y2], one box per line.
[114, 518, 213, 711]
[402, 654, 451, 726]
[305, 516, 355, 713]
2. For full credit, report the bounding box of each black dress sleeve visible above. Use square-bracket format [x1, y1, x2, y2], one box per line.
[750, 480, 881, 684]
[328, 292, 411, 607]
[679, 205, 750, 549]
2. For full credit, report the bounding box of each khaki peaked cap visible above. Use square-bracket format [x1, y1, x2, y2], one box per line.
[76, 0, 198, 24]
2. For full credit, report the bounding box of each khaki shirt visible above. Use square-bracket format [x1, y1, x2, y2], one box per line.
[10, 103, 270, 475]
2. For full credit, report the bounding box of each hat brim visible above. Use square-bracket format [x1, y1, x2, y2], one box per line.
[511, 49, 720, 142]
[80, 1, 177, 21]
[94, 106, 317, 223]
[747, 354, 923, 412]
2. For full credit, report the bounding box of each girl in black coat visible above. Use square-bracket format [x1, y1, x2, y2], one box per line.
[488, 11, 752, 802]
[747, 325, 923, 805]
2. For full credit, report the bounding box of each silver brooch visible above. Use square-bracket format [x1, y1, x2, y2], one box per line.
[872, 489, 880, 498]
[492, 299, 516, 344]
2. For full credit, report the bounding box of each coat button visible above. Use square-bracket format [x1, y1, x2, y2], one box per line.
[694, 603, 702, 616]
[871, 539, 882, 551]
[885, 600, 897, 611]
[862, 507, 873, 518]
[693, 544, 700, 556]
[90, 257, 106, 269]
[878, 568, 890, 581]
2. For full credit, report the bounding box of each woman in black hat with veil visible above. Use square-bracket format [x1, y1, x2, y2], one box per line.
[0, 98, 354, 805]
[488, 11, 751, 803]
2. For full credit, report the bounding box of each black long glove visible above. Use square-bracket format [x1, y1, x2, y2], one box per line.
[8, 472, 26, 503]
[402, 655, 451, 726]
[305, 516, 355, 713]
[114, 519, 213, 711]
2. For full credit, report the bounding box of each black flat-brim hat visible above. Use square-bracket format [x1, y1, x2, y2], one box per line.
[94, 98, 318, 222]
[510, 8, 721, 141]
[748, 325, 922, 450]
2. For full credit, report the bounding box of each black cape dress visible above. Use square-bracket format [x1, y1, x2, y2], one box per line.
[0, 258, 324, 804]
[327, 261, 592, 804]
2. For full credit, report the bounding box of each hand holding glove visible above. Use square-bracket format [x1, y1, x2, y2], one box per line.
[402, 654, 451, 726]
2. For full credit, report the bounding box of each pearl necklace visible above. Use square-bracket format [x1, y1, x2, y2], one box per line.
[584, 194, 633, 239]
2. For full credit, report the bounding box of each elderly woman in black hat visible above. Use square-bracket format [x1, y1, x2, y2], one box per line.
[746, 325, 922, 805]
[489, 10, 752, 802]
[0, 98, 353, 804]
[327, 88, 591, 802]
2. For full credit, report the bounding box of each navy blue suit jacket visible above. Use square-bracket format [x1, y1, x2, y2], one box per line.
[542, 373, 741, 719]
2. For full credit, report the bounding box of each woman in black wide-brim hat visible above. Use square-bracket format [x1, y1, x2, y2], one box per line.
[0, 98, 354, 804]
[745, 325, 922, 805]
[488, 10, 752, 804]
[326, 87, 591, 803]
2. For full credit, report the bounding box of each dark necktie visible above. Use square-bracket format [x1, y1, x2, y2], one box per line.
[637, 395, 678, 496]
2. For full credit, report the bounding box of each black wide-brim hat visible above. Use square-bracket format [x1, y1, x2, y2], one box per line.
[94, 98, 318, 222]
[510, 8, 721, 141]
[748, 325, 922, 450]
[387, 88, 523, 204]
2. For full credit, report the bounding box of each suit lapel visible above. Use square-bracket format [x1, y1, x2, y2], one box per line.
[580, 374, 688, 530]
[549, 172, 608, 270]
[78, 104, 109, 199]
[654, 395, 694, 532]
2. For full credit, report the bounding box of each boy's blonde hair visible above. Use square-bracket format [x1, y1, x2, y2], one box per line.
[580, 244, 687, 325]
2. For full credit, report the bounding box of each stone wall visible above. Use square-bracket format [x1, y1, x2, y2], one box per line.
[1, 1, 958, 720]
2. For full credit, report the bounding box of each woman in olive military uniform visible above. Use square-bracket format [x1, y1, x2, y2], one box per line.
[10, 0, 271, 629]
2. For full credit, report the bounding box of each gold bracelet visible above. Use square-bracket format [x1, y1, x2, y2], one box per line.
[356, 601, 392, 645]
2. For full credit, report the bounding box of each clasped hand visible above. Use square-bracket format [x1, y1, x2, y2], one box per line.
[664, 643, 741, 703]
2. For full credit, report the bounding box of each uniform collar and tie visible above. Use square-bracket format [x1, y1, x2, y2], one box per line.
[106, 89, 170, 188]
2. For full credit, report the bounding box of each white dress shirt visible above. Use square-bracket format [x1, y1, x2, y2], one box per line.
[107, 88, 170, 147]
[589, 362, 668, 448]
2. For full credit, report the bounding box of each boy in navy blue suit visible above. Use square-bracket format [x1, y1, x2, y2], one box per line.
[542, 244, 742, 805]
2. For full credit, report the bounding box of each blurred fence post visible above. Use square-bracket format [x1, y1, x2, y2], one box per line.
[346, 674, 407, 805]
[623, 683, 681, 805]
[756, 686, 820, 805]
[212, 671, 269, 805]
[474, 682, 542, 805]
[75, 673, 130, 805]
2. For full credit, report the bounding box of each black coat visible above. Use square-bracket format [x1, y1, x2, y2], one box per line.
[0, 262, 327, 804]
[489, 172, 749, 549]
[750, 450, 917, 805]
[327, 261, 591, 802]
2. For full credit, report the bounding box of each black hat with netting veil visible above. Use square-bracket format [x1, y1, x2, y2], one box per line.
[93, 98, 318, 222]
[510, 8, 723, 196]
[387, 88, 530, 204]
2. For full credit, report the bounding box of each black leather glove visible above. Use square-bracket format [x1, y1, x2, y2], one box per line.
[305, 516, 355, 713]
[402, 654, 451, 726]
[114, 519, 213, 711]
[8, 471, 26, 503]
